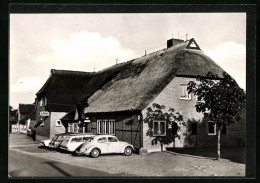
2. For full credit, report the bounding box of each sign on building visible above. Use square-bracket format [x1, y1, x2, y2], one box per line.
[40, 111, 49, 117]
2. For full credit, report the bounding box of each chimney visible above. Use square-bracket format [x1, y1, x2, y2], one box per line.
[167, 38, 184, 49]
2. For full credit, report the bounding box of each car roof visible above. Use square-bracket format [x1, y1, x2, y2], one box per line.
[94, 135, 117, 139]
[67, 134, 95, 138]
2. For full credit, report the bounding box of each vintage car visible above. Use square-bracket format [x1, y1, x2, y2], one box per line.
[48, 132, 74, 150]
[75, 135, 134, 158]
[39, 139, 52, 147]
[59, 134, 95, 152]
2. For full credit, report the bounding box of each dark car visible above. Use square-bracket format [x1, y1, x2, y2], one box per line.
[48, 132, 75, 150]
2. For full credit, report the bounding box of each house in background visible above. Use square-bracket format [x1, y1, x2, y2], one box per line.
[18, 104, 35, 134]
[20, 110, 37, 139]
[9, 108, 18, 133]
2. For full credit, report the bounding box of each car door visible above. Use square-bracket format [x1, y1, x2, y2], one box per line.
[107, 136, 121, 153]
[96, 137, 108, 153]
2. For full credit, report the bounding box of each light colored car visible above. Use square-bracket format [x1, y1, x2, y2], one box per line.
[76, 135, 134, 158]
[48, 132, 75, 150]
[59, 134, 95, 152]
[40, 139, 52, 147]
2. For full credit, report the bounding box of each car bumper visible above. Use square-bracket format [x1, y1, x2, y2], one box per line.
[59, 146, 68, 151]
[75, 151, 89, 156]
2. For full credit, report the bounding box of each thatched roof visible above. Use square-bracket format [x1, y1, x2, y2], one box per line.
[36, 62, 132, 112]
[83, 38, 226, 113]
[18, 104, 35, 114]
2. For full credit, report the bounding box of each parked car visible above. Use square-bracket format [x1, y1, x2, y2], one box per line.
[48, 132, 74, 150]
[39, 139, 52, 147]
[59, 134, 95, 152]
[75, 135, 134, 158]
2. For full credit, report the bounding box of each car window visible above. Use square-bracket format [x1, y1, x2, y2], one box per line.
[56, 136, 63, 142]
[108, 137, 118, 142]
[71, 137, 83, 142]
[83, 137, 92, 141]
[85, 137, 94, 142]
[97, 137, 107, 143]
[52, 136, 58, 141]
[63, 136, 70, 142]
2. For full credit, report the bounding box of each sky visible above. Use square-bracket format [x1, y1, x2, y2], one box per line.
[10, 13, 246, 109]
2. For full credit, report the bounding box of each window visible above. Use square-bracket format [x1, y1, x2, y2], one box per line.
[191, 123, 197, 135]
[208, 121, 216, 135]
[68, 123, 73, 132]
[56, 120, 62, 127]
[103, 119, 108, 134]
[68, 123, 79, 133]
[108, 137, 118, 142]
[97, 137, 107, 143]
[83, 136, 92, 141]
[39, 97, 47, 107]
[180, 84, 191, 100]
[109, 120, 115, 135]
[97, 120, 102, 134]
[97, 119, 115, 135]
[153, 121, 166, 136]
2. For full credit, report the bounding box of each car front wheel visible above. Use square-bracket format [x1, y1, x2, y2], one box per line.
[124, 146, 133, 156]
[90, 148, 100, 158]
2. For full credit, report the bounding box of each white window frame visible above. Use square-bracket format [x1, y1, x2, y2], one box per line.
[68, 123, 73, 132]
[153, 121, 166, 136]
[39, 99, 43, 107]
[103, 119, 108, 134]
[74, 123, 79, 133]
[44, 97, 47, 106]
[109, 119, 115, 135]
[97, 119, 102, 134]
[56, 120, 62, 127]
[208, 121, 216, 135]
[180, 83, 191, 100]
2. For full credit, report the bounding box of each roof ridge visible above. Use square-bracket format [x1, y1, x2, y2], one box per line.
[51, 69, 93, 75]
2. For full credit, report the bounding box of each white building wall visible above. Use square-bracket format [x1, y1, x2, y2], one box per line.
[49, 112, 67, 138]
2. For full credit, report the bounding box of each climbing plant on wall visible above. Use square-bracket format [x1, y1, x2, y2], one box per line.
[144, 103, 185, 151]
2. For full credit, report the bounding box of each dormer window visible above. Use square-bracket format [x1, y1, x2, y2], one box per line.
[180, 84, 191, 100]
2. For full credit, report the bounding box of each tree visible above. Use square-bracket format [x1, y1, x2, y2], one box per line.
[187, 72, 246, 160]
[143, 103, 184, 151]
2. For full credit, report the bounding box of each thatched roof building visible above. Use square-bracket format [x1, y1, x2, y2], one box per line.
[82, 38, 226, 113]
[36, 62, 132, 112]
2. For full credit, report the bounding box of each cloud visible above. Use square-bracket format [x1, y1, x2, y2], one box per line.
[34, 31, 134, 71]
[10, 76, 45, 93]
[204, 41, 246, 90]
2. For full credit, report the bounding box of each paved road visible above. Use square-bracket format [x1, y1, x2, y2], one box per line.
[9, 150, 113, 177]
[8, 134, 245, 177]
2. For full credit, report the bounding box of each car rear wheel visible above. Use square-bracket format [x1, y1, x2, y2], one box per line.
[90, 148, 100, 158]
[124, 146, 133, 156]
